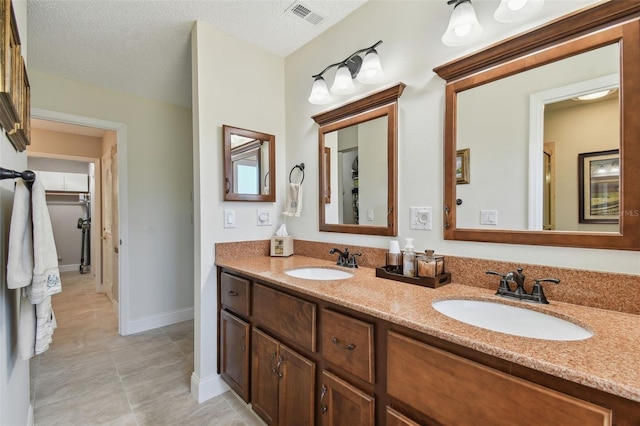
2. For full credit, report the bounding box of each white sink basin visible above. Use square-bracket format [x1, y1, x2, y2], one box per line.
[285, 267, 354, 281]
[432, 299, 592, 341]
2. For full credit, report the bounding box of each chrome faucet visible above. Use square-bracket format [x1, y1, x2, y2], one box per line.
[329, 247, 361, 268]
[486, 268, 559, 304]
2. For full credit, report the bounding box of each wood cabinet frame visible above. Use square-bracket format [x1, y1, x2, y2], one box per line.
[217, 267, 640, 425]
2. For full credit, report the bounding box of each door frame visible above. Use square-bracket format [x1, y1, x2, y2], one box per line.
[32, 108, 130, 336]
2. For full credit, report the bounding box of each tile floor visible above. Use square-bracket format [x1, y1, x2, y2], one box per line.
[31, 271, 264, 425]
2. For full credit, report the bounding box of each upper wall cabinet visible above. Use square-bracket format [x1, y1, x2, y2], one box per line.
[434, 2, 640, 250]
[0, 0, 30, 151]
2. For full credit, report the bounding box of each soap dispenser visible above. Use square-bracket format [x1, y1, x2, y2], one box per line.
[403, 238, 416, 277]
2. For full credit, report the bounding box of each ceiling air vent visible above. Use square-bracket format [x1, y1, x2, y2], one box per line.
[286, 1, 325, 26]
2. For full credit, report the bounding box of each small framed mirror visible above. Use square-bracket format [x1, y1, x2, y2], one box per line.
[223, 125, 275, 202]
[313, 83, 405, 236]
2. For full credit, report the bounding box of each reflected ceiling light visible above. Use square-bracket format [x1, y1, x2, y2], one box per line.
[442, 0, 483, 47]
[575, 89, 615, 101]
[308, 40, 384, 105]
[494, 0, 544, 23]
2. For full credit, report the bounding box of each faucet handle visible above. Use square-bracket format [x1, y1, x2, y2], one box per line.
[347, 253, 362, 268]
[531, 278, 559, 304]
[486, 270, 506, 278]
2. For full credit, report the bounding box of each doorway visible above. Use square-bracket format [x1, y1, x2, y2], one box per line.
[30, 108, 128, 335]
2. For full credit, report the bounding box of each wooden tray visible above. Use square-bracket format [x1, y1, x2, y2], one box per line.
[375, 267, 451, 289]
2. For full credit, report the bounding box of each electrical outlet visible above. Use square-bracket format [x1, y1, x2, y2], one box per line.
[480, 209, 498, 225]
[257, 209, 272, 226]
[223, 209, 235, 228]
[410, 207, 432, 230]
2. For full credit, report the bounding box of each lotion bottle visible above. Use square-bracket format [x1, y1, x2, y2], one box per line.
[403, 238, 416, 277]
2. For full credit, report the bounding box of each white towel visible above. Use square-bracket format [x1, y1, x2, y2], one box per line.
[7, 180, 34, 289]
[17, 289, 36, 360]
[28, 179, 62, 304]
[282, 183, 303, 217]
[35, 296, 57, 355]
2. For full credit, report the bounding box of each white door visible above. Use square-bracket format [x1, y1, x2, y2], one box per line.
[101, 153, 113, 302]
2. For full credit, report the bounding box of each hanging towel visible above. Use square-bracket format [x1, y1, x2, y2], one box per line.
[34, 296, 57, 355]
[17, 289, 36, 360]
[7, 180, 34, 289]
[28, 179, 61, 304]
[282, 183, 302, 217]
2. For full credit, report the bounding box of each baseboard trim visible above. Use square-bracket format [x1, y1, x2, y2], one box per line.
[59, 264, 81, 272]
[27, 404, 34, 426]
[123, 307, 194, 335]
[191, 372, 229, 403]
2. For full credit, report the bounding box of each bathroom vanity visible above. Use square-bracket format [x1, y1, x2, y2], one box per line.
[216, 255, 640, 426]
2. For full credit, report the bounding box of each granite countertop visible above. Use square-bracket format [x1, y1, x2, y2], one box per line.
[216, 255, 640, 403]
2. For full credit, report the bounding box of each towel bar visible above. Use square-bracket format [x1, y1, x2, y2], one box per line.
[0, 167, 36, 182]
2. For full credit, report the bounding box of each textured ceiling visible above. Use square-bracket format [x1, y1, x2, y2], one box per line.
[26, 0, 367, 109]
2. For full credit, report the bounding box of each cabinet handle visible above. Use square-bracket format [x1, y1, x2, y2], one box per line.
[227, 290, 239, 297]
[332, 337, 355, 351]
[240, 333, 246, 352]
[275, 355, 284, 378]
[269, 353, 278, 374]
[320, 384, 328, 413]
[225, 178, 231, 194]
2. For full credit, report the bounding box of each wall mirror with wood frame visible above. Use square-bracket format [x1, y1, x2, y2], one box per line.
[312, 83, 405, 236]
[223, 125, 275, 202]
[434, 2, 640, 250]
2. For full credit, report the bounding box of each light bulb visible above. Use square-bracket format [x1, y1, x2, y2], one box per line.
[442, 0, 483, 47]
[331, 64, 355, 95]
[308, 76, 331, 105]
[356, 49, 385, 84]
[494, 0, 544, 23]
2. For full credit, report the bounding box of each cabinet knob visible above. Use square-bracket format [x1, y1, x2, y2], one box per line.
[332, 337, 355, 351]
[227, 290, 239, 297]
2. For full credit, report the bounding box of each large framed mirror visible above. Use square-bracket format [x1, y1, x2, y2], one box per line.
[434, 2, 640, 250]
[223, 125, 275, 202]
[312, 83, 405, 236]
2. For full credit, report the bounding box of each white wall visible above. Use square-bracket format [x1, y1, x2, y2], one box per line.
[29, 71, 195, 331]
[191, 21, 285, 401]
[1, 1, 31, 424]
[284, 0, 640, 274]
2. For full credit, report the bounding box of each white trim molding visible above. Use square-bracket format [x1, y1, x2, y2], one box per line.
[125, 307, 194, 335]
[190, 372, 229, 403]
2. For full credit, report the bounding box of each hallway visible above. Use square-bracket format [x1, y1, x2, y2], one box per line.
[31, 272, 263, 425]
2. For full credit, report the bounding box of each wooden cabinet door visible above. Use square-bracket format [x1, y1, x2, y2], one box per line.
[219, 310, 250, 402]
[252, 328, 280, 426]
[320, 370, 374, 426]
[278, 345, 315, 426]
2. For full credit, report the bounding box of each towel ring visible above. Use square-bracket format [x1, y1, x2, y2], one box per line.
[289, 163, 305, 185]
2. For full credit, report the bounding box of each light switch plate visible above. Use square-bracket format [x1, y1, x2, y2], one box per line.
[257, 208, 272, 226]
[410, 207, 432, 230]
[223, 209, 235, 228]
[480, 209, 498, 225]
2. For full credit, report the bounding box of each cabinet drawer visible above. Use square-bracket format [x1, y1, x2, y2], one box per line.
[387, 331, 612, 426]
[321, 309, 374, 384]
[386, 407, 419, 426]
[220, 272, 250, 316]
[253, 283, 316, 352]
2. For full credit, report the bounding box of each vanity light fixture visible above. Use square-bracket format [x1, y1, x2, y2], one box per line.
[442, 0, 546, 47]
[494, 0, 544, 23]
[442, 0, 483, 47]
[308, 40, 385, 105]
